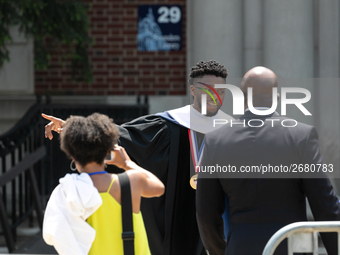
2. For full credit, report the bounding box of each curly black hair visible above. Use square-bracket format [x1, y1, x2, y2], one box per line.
[189, 60, 228, 84]
[60, 113, 119, 167]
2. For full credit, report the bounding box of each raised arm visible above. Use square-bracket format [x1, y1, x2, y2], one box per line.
[41, 113, 66, 140]
[106, 145, 165, 198]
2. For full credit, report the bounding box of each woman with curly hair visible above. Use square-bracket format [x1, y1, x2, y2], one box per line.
[43, 113, 164, 255]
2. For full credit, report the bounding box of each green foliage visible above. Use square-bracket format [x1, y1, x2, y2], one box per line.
[0, 0, 92, 82]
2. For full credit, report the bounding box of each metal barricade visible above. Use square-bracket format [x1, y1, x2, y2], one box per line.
[262, 221, 340, 255]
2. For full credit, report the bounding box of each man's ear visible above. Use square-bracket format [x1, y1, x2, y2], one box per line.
[243, 91, 248, 109]
[190, 85, 195, 97]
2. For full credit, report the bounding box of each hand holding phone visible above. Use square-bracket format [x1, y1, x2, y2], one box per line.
[105, 150, 114, 160]
[105, 145, 131, 170]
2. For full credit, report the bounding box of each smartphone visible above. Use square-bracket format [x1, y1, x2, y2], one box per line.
[105, 144, 117, 160]
[106, 151, 114, 160]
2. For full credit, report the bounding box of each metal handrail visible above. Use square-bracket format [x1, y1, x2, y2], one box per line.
[262, 221, 340, 255]
[0, 98, 149, 253]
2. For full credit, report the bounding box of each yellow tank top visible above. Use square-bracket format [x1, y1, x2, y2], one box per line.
[86, 176, 151, 255]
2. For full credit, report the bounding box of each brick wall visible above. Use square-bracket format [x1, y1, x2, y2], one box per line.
[35, 0, 187, 96]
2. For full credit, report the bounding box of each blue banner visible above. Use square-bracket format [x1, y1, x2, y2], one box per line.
[138, 5, 182, 52]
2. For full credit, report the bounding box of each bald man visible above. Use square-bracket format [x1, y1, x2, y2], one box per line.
[196, 67, 340, 255]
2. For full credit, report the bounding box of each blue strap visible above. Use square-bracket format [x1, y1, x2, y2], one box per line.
[88, 171, 108, 176]
[222, 196, 230, 238]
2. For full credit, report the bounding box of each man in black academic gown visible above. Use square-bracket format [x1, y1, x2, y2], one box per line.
[43, 60, 233, 255]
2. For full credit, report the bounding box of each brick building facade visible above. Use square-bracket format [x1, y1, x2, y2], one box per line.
[35, 0, 187, 96]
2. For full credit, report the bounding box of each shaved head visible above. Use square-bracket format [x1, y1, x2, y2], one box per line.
[240, 66, 278, 108]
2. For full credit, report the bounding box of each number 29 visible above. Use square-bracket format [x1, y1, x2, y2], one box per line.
[158, 6, 181, 24]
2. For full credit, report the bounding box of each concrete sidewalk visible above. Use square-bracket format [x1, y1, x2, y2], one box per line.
[0, 230, 56, 255]
[13, 232, 56, 254]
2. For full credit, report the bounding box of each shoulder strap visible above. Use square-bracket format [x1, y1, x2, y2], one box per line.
[107, 176, 116, 193]
[117, 172, 135, 255]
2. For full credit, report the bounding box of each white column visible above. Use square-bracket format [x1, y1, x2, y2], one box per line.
[263, 0, 314, 78]
[187, 0, 243, 79]
[243, 0, 263, 72]
[0, 27, 35, 134]
[0, 26, 34, 94]
[262, 0, 315, 126]
[316, 0, 340, 193]
[318, 0, 340, 78]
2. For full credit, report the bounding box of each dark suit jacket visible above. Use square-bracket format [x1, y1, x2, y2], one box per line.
[196, 111, 340, 255]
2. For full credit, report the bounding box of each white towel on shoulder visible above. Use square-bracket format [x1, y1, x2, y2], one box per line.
[43, 173, 102, 255]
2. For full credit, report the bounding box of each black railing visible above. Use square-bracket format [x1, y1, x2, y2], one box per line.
[0, 96, 149, 252]
[0, 102, 46, 253]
